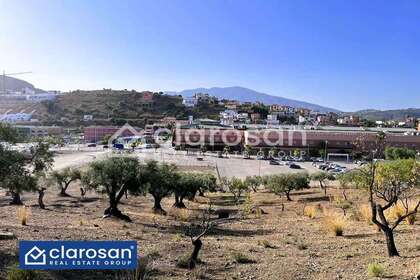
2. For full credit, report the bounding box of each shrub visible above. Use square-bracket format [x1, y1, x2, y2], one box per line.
[304, 205, 317, 219]
[367, 262, 385, 278]
[297, 242, 308, 250]
[7, 264, 41, 280]
[115, 257, 150, 280]
[17, 206, 30, 226]
[258, 239, 275, 249]
[242, 192, 254, 216]
[169, 208, 191, 222]
[176, 254, 193, 269]
[324, 213, 346, 236]
[232, 252, 255, 264]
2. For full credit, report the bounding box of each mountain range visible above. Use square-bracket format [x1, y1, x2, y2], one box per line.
[166, 86, 339, 113]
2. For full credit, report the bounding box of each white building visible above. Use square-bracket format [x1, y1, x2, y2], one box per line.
[0, 113, 32, 122]
[25, 93, 56, 102]
[182, 97, 198, 107]
[83, 115, 94, 121]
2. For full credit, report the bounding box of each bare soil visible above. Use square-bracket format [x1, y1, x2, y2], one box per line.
[0, 181, 418, 280]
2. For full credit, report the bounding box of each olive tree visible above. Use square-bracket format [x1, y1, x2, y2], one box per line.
[267, 173, 310, 201]
[173, 173, 217, 208]
[244, 175, 262, 192]
[173, 173, 200, 208]
[82, 156, 144, 221]
[311, 171, 335, 196]
[195, 173, 218, 198]
[0, 139, 53, 205]
[182, 203, 238, 269]
[354, 159, 419, 257]
[221, 177, 249, 204]
[50, 167, 81, 196]
[141, 160, 179, 215]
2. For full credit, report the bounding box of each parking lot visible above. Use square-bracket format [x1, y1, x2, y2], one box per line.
[51, 143, 357, 178]
[135, 147, 357, 179]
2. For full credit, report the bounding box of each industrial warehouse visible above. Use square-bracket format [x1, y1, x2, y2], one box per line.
[173, 126, 420, 154]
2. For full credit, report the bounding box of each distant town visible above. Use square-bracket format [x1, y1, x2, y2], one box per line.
[0, 87, 419, 156]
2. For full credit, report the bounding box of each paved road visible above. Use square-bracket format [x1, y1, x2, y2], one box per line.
[52, 150, 111, 170]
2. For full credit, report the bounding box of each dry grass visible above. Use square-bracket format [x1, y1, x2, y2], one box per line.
[367, 262, 385, 278]
[303, 205, 317, 219]
[16, 206, 30, 226]
[0, 184, 419, 280]
[323, 210, 347, 236]
[169, 208, 193, 222]
[406, 213, 416, 225]
[386, 203, 404, 221]
[358, 204, 372, 224]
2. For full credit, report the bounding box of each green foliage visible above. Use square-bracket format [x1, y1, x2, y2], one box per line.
[83, 156, 144, 219]
[0, 123, 19, 143]
[384, 147, 417, 160]
[176, 254, 191, 269]
[367, 262, 385, 278]
[51, 167, 82, 195]
[141, 160, 179, 212]
[6, 264, 41, 280]
[0, 141, 53, 203]
[244, 176, 262, 192]
[311, 171, 335, 195]
[85, 157, 143, 195]
[224, 177, 249, 204]
[266, 173, 309, 201]
[173, 172, 216, 207]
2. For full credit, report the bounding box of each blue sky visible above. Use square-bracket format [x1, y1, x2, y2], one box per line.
[1, 0, 419, 111]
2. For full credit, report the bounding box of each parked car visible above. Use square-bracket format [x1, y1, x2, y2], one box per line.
[257, 155, 265, 160]
[87, 143, 97, 147]
[289, 163, 301, 169]
[269, 160, 280, 165]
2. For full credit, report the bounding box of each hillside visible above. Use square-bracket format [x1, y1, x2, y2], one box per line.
[353, 108, 420, 121]
[166, 86, 340, 113]
[0, 76, 44, 93]
[0, 90, 226, 127]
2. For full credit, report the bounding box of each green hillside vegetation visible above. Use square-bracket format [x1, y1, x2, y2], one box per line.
[354, 108, 420, 121]
[35, 90, 225, 127]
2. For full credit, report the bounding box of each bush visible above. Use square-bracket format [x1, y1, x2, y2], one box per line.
[258, 239, 275, 249]
[367, 262, 385, 278]
[176, 254, 191, 269]
[297, 242, 308, 250]
[304, 205, 317, 219]
[115, 257, 150, 280]
[232, 252, 255, 264]
[169, 208, 191, 222]
[7, 264, 41, 280]
[17, 206, 30, 226]
[323, 212, 346, 236]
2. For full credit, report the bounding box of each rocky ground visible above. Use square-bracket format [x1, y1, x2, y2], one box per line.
[0, 180, 418, 280]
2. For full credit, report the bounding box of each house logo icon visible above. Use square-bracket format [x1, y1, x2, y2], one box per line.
[24, 246, 46, 265]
